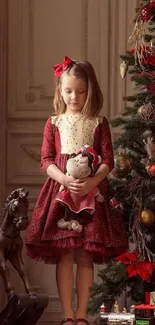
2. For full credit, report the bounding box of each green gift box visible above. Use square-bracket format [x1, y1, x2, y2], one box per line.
[135, 318, 155, 325]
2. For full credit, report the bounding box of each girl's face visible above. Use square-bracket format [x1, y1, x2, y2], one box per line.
[61, 74, 87, 114]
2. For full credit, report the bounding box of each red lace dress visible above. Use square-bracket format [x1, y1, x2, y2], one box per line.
[25, 114, 127, 263]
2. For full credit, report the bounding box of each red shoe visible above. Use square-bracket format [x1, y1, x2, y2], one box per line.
[75, 319, 89, 325]
[60, 318, 75, 325]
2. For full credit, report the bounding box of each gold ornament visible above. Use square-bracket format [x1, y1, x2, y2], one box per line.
[150, 37, 155, 51]
[120, 61, 128, 79]
[113, 300, 120, 313]
[139, 209, 155, 225]
[114, 153, 132, 178]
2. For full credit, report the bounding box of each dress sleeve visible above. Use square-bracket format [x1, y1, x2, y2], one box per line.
[41, 117, 56, 171]
[100, 117, 114, 172]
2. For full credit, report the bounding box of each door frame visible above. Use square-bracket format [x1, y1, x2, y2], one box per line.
[0, 0, 7, 309]
[0, 0, 7, 209]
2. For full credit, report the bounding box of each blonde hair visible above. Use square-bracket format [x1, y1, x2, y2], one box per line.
[53, 60, 103, 118]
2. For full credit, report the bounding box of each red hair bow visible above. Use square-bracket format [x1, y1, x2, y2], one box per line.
[54, 56, 73, 77]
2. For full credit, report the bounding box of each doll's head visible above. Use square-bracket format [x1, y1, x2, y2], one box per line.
[66, 146, 101, 178]
[53, 56, 103, 117]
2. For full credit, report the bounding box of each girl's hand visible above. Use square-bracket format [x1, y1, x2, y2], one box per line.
[63, 174, 76, 189]
[68, 176, 98, 196]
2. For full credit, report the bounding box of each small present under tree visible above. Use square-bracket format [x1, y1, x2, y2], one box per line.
[88, 0, 155, 315]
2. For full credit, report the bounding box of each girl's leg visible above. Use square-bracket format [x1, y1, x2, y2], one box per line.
[56, 250, 75, 324]
[75, 250, 94, 324]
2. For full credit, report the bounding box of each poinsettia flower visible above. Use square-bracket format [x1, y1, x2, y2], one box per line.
[127, 263, 138, 277]
[127, 261, 155, 282]
[116, 251, 155, 282]
[136, 261, 155, 282]
[115, 251, 138, 264]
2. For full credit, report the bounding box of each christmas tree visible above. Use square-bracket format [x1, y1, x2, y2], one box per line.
[88, 0, 155, 315]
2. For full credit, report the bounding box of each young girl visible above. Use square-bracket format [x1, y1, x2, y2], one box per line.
[25, 56, 127, 325]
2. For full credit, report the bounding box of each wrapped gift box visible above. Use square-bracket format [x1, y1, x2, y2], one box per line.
[135, 318, 155, 325]
[134, 304, 155, 325]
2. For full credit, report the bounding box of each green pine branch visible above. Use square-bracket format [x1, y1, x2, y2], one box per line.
[88, 261, 146, 315]
[110, 117, 130, 128]
[122, 106, 137, 116]
[88, 262, 128, 315]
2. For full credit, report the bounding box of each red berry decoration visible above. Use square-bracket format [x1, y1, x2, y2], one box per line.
[138, 102, 155, 121]
[141, 4, 152, 21]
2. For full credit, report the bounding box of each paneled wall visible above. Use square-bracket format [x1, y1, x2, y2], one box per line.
[0, 0, 139, 323]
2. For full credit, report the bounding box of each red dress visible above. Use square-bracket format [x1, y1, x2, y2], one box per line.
[25, 114, 127, 263]
[56, 186, 101, 214]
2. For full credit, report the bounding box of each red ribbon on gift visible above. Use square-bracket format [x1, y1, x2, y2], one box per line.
[54, 56, 73, 77]
[116, 251, 155, 282]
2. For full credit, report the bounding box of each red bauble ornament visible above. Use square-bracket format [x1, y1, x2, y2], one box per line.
[141, 5, 152, 21]
[146, 161, 155, 176]
[149, 164, 155, 176]
[138, 102, 155, 121]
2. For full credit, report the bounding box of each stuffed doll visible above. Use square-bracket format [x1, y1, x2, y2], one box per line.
[56, 145, 104, 232]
